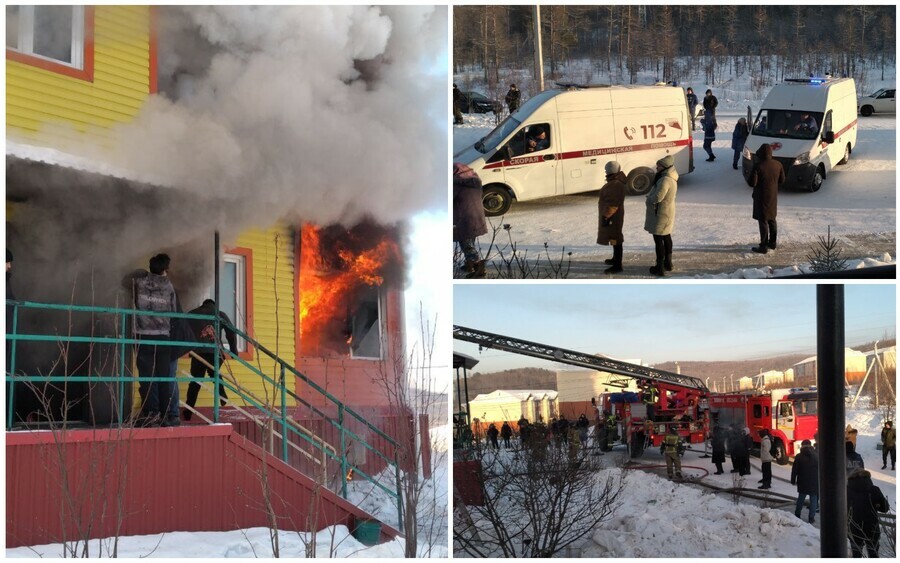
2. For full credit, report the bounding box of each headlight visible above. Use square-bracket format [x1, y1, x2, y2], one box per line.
[742, 147, 751, 159]
[794, 152, 810, 165]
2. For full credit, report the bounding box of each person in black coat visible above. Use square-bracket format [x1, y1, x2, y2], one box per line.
[791, 440, 820, 523]
[703, 89, 718, 119]
[728, 424, 741, 473]
[847, 469, 889, 557]
[702, 116, 717, 162]
[487, 423, 500, 450]
[686, 87, 699, 130]
[182, 298, 239, 421]
[452, 84, 464, 124]
[504, 84, 521, 114]
[500, 421, 513, 448]
[739, 427, 754, 475]
[711, 426, 727, 474]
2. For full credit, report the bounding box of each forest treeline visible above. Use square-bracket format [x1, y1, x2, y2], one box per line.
[454, 6, 896, 90]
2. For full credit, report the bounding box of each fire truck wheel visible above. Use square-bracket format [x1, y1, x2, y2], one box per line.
[773, 440, 789, 465]
[630, 432, 645, 458]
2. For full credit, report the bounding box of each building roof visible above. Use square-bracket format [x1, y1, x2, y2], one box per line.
[7, 139, 168, 189]
[453, 351, 479, 370]
[471, 389, 559, 402]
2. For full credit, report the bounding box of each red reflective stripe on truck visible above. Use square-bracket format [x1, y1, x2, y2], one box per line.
[482, 137, 692, 170]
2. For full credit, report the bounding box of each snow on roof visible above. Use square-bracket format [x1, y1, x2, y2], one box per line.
[795, 348, 864, 366]
[7, 139, 169, 188]
[471, 389, 559, 402]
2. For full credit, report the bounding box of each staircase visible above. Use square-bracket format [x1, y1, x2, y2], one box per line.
[6, 299, 405, 546]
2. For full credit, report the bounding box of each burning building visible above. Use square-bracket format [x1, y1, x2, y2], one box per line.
[6, 5, 446, 549]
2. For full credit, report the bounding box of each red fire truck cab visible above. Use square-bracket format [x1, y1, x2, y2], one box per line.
[708, 388, 818, 464]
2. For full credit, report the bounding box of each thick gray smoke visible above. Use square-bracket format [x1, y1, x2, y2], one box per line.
[7, 6, 447, 310]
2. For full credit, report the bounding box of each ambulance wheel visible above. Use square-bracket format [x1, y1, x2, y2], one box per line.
[860, 105, 874, 117]
[626, 168, 655, 196]
[482, 185, 513, 217]
[773, 440, 788, 465]
[837, 143, 851, 165]
[809, 165, 825, 192]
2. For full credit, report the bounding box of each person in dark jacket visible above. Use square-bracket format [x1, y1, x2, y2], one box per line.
[703, 89, 718, 119]
[881, 420, 895, 470]
[791, 440, 819, 523]
[597, 161, 627, 274]
[847, 469, 889, 557]
[505, 84, 521, 114]
[846, 440, 866, 475]
[182, 299, 238, 421]
[748, 143, 784, 254]
[576, 413, 590, 444]
[500, 421, 513, 448]
[729, 423, 741, 473]
[686, 87, 699, 130]
[738, 427, 753, 475]
[702, 116, 717, 161]
[487, 423, 500, 450]
[452, 84, 464, 124]
[711, 426, 727, 474]
[731, 118, 749, 170]
[453, 162, 488, 278]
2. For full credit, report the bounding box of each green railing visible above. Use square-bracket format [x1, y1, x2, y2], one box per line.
[5, 299, 403, 527]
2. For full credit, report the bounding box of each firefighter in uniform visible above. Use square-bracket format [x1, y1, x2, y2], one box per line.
[664, 426, 683, 479]
[605, 412, 618, 449]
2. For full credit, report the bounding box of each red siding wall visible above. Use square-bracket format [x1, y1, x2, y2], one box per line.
[6, 425, 400, 548]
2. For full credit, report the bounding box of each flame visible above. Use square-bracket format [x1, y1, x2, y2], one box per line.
[298, 223, 400, 357]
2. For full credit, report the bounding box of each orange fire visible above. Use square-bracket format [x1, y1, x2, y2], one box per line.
[298, 223, 401, 357]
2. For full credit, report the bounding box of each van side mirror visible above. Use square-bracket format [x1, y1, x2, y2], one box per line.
[823, 131, 835, 144]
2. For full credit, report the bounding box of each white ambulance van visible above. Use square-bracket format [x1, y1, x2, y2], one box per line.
[741, 78, 857, 192]
[454, 84, 695, 216]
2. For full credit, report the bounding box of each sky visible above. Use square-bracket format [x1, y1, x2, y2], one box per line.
[453, 283, 896, 373]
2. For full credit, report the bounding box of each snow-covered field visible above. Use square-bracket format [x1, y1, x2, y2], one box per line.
[7, 427, 450, 559]
[456, 406, 895, 558]
[453, 65, 897, 277]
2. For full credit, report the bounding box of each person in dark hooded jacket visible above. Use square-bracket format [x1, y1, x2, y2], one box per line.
[453, 162, 488, 278]
[597, 161, 627, 274]
[847, 469, 889, 557]
[182, 299, 239, 421]
[791, 440, 819, 523]
[731, 118, 749, 170]
[748, 143, 784, 254]
[505, 84, 521, 114]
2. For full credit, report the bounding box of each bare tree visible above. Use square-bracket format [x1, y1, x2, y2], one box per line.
[453, 434, 623, 557]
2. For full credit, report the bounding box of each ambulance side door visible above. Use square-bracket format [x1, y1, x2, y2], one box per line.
[560, 112, 613, 195]
[500, 121, 559, 198]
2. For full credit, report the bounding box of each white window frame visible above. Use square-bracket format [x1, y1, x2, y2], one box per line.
[349, 287, 384, 360]
[7, 6, 85, 70]
[207, 253, 248, 354]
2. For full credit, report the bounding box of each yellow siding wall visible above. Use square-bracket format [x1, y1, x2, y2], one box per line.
[6, 6, 151, 144]
[177, 226, 298, 410]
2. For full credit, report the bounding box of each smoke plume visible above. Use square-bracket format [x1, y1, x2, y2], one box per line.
[7, 6, 447, 309]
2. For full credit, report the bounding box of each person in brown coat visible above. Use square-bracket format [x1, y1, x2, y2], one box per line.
[597, 161, 627, 274]
[453, 162, 488, 278]
[748, 143, 784, 254]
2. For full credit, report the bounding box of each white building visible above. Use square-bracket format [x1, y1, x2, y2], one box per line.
[469, 389, 560, 425]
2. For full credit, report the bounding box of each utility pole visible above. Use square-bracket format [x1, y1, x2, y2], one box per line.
[817, 285, 847, 558]
[532, 6, 545, 92]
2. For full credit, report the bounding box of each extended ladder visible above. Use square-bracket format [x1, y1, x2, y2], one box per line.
[452, 325, 709, 393]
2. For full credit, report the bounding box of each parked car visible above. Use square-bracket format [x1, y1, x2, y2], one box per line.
[857, 87, 895, 116]
[461, 91, 501, 114]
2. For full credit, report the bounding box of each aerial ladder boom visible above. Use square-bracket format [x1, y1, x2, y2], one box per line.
[452, 325, 709, 393]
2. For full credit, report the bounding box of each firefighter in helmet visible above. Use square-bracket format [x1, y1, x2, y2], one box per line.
[663, 425, 684, 479]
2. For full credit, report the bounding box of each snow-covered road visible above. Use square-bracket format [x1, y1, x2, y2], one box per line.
[453, 110, 896, 277]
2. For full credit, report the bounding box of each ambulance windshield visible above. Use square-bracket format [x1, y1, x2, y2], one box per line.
[752, 109, 824, 140]
[476, 116, 522, 153]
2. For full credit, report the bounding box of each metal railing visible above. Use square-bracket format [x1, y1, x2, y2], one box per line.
[5, 299, 403, 527]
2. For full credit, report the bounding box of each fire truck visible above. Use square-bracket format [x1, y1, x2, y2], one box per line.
[452, 325, 710, 458]
[708, 388, 818, 464]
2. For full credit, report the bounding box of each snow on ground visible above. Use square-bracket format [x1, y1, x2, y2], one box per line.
[8, 428, 450, 559]
[458, 406, 895, 557]
[453, 64, 896, 276]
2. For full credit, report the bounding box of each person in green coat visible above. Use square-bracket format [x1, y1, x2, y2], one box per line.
[644, 155, 679, 277]
[881, 420, 895, 470]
